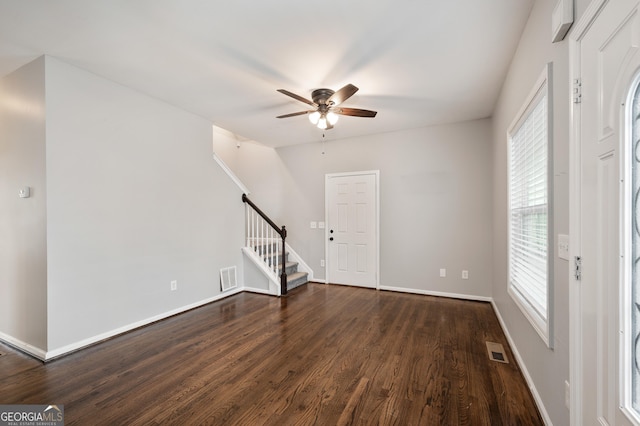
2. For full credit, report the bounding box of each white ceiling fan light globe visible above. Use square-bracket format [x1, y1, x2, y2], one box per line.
[327, 111, 339, 125]
[308, 111, 320, 124]
[317, 116, 328, 130]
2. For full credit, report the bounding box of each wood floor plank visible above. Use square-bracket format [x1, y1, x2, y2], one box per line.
[0, 283, 543, 425]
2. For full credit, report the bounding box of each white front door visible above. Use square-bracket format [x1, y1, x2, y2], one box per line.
[572, 0, 640, 424]
[326, 171, 379, 288]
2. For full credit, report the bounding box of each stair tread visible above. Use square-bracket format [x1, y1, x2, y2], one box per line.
[278, 262, 298, 275]
[287, 271, 307, 281]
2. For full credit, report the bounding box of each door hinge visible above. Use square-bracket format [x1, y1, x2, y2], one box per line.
[573, 78, 582, 104]
[574, 256, 582, 281]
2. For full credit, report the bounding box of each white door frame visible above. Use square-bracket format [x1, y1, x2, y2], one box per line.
[570, 1, 627, 424]
[324, 170, 380, 288]
[569, 6, 592, 422]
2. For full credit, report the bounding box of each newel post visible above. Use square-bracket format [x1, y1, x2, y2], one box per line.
[281, 225, 287, 296]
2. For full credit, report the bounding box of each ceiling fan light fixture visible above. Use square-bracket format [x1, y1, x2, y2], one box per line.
[276, 84, 376, 130]
[308, 111, 321, 124]
[327, 111, 339, 125]
[317, 115, 328, 130]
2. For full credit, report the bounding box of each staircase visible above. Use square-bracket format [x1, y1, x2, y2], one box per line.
[242, 194, 310, 296]
[253, 242, 308, 291]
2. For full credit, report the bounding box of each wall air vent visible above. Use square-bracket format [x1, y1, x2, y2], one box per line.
[220, 266, 238, 292]
[486, 341, 509, 363]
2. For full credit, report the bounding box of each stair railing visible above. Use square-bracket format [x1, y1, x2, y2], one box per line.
[242, 194, 288, 295]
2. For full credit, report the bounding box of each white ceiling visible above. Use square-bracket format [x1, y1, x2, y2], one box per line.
[0, 0, 534, 148]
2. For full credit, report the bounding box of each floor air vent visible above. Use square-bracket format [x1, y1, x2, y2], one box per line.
[486, 341, 509, 363]
[220, 266, 238, 291]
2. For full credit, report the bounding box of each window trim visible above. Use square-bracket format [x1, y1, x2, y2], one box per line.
[507, 63, 554, 348]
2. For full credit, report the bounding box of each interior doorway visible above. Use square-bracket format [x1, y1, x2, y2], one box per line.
[325, 171, 379, 288]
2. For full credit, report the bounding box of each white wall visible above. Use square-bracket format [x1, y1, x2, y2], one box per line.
[215, 119, 494, 299]
[0, 56, 248, 357]
[0, 57, 48, 354]
[490, 0, 590, 424]
[43, 57, 245, 353]
[212, 126, 291, 221]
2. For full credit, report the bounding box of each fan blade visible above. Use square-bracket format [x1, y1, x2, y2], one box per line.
[334, 107, 377, 117]
[277, 89, 316, 106]
[327, 84, 359, 106]
[276, 111, 311, 119]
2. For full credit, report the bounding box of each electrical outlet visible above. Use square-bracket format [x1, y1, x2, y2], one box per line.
[462, 270, 469, 279]
[564, 380, 570, 409]
[320, 259, 325, 267]
[439, 268, 446, 278]
[171, 280, 177, 291]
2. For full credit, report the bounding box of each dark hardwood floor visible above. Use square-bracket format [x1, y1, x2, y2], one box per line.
[0, 283, 543, 425]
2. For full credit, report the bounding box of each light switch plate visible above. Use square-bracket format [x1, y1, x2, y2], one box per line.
[558, 234, 569, 260]
[18, 187, 30, 198]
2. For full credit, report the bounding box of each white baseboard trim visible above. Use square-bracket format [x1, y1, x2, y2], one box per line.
[490, 300, 552, 426]
[0, 331, 47, 361]
[379, 285, 492, 302]
[242, 286, 277, 296]
[43, 287, 244, 361]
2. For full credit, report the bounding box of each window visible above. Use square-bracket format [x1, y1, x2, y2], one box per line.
[508, 64, 553, 347]
[626, 75, 640, 420]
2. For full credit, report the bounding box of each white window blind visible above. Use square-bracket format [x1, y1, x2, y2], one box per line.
[508, 65, 552, 345]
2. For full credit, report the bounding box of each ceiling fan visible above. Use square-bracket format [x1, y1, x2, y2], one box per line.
[276, 84, 377, 130]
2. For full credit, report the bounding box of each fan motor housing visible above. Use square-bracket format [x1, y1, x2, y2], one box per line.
[311, 88, 335, 105]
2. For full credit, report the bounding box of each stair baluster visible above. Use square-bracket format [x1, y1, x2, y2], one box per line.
[242, 194, 288, 295]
